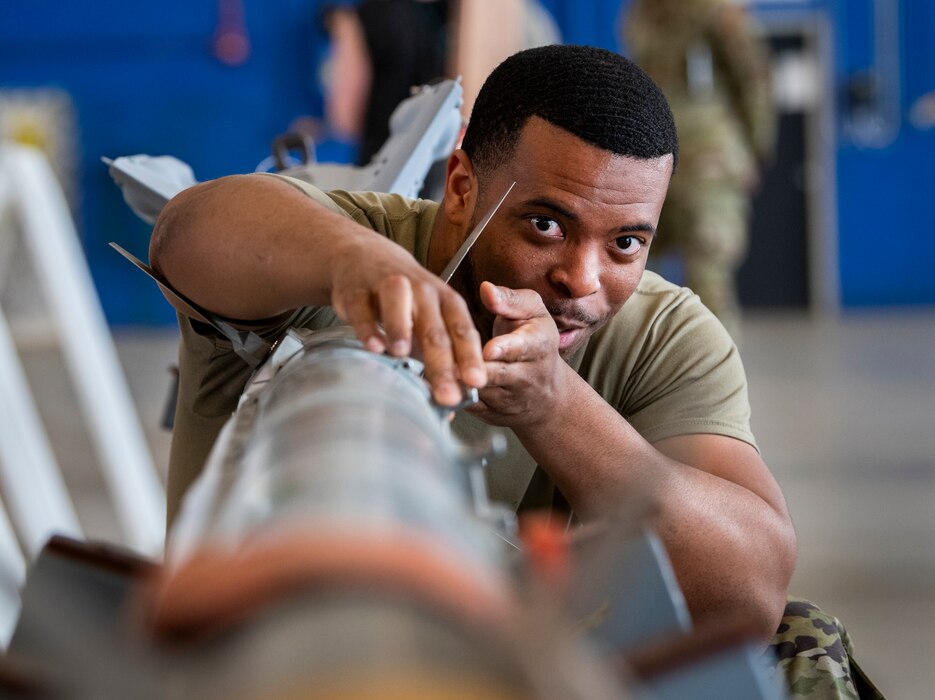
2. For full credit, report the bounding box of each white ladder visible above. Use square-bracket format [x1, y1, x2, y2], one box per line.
[0, 143, 165, 643]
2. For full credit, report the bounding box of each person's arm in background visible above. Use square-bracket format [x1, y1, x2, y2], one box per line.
[322, 7, 372, 141]
[149, 173, 485, 405]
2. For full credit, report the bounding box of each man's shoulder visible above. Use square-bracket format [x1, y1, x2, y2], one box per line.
[326, 188, 439, 225]
[265, 173, 438, 226]
[263, 174, 438, 261]
[633, 269, 691, 298]
[581, 271, 753, 448]
[583, 270, 731, 370]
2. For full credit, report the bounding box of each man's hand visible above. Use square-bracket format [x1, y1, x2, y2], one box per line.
[468, 281, 567, 426]
[328, 240, 487, 406]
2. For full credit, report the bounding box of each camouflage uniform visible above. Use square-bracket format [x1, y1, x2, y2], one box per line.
[624, 0, 776, 339]
[767, 598, 885, 699]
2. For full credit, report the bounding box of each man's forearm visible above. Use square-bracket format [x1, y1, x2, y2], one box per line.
[511, 366, 796, 640]
[150, 174, 371, 321]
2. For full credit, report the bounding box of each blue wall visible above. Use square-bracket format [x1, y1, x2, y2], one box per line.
[2, 0, 933, 325]
[829, 0, 935, 306]
[2, 1, 331, 325]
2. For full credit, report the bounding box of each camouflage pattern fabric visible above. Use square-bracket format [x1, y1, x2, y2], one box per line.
[624, 0, 776, 339]
[652, 176, 749, 338]
[766, 597, 886, 699]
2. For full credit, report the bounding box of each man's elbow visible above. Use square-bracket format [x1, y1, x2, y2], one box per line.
[149, 192, 176, 276]
[699, 553, 794, 646]
[149, 177, 224, 276]
[687, 511, 797, 645]
[748, 513, 798, 643]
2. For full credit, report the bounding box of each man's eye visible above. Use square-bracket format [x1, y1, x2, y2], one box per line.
[530, 216, 562, 237]
[615, 236, 643, 255]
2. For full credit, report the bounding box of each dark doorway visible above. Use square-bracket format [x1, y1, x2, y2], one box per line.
[739, 32, 811, 309]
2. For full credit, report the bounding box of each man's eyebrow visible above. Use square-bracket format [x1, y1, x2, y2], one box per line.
[522, 197, 656, 236]
[617, 222, 657, 236]
[523, 197, 579, 222]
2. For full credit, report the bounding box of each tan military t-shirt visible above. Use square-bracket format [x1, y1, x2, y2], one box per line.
[166, 175, 756, 525]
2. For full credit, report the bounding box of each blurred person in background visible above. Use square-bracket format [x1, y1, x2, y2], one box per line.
[624, 0, 776, 340]
[322, 0, 450, 166]
[322, 0, 561, 170]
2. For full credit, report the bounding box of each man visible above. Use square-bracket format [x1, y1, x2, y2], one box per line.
[153, 42, 791, 638]
[625, 0, 776, 339]
[150, 45, 880, 698]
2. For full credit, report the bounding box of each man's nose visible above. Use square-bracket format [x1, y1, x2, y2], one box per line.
[549, 246, 601, 298]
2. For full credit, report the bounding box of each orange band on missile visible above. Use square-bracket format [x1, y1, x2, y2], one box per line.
[144, 525, 511, 642]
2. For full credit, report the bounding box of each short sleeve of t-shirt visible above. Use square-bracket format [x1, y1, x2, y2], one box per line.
[264, 173, 438, 267]
[576, 271, 756, 449]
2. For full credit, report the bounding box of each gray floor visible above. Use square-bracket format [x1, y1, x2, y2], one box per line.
[742, 310, 935, 698]
[12, 309, 935, 698]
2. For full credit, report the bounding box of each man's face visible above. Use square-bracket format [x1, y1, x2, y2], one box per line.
[454, 116, 673, 360]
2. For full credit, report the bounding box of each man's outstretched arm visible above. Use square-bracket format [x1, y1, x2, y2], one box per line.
[150, 173, 486, 404]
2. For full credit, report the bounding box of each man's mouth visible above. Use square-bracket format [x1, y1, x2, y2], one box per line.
[554, 320, 590, 351]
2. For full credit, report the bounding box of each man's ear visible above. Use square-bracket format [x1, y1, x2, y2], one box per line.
[442, 149, 477, 227]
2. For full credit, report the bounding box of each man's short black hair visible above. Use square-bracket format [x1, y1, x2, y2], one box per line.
[461, 44, 678, 175]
